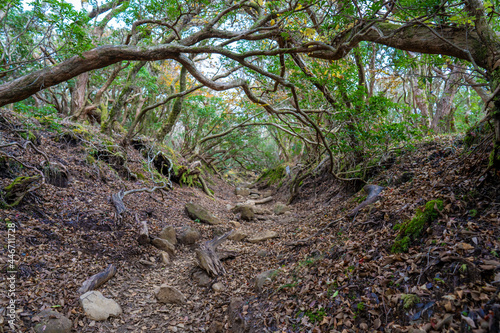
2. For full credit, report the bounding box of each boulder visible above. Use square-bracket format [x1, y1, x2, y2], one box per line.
[235, 187, 250, 196]
[34, 310, 72, 333]
[154, 284, 186, 304]
[158, 226, 177, 245]
[151, 238, 175, 255]
[247, 230, 279, 243]
[185, 202, 221, 225]
[178, 226, 200, 245]
[254, 269, 279, 291]
[79, 291, 122, 321]
[228, 230, 247, 242]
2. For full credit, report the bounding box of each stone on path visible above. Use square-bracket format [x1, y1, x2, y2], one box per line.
[79, 291, 122, 321]
[255, 269, 279, 291]
[152, 237, 175, 255]
[178, 226, 201, 245]
[34, 309, 72, 333]
[273, 202, 290, 215]
[185, 202, 221, 225]
[239, 206, 254, 221]
[235, 187, 250, 196]
[247, 230, 278, 243]
[192, 269, 212, 287]
[228, 230, 247, 242]
[158, 225, 177, 245]
[212, 282, 225, 292]
[154, 284, 186, 304]
[160, 251, 170, 265]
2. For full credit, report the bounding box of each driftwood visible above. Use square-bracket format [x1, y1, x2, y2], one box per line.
[195, 231, 233, 277]
[78, 264, 117, 294]
[136, 214, 150, 245]
[348, 185, 385, 217]
[111, 184, 167, 220]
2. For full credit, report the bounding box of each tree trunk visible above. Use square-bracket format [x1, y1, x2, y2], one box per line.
[101, 61, 146, 134]
[157, 66, 188, 141]
[431, 66, 461, 132]
[70, 73, 89, 117]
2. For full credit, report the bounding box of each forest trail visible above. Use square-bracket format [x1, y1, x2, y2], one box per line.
[0, 111, 499, 332]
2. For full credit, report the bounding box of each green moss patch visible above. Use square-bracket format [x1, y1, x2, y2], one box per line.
[258, 164, 287, 186]
[392, 199, 443, 253]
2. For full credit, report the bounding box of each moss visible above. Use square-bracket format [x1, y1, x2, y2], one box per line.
[258, 164, 287, 186]
[19, 130, 36, 141]
[464, 122, 493, 148]
[392, 199, 443, 253]
[401, 294, 420, 309]
[2, 175, 41, 207]
[489, 142, 500, 169]
[85, 154, 96, 164]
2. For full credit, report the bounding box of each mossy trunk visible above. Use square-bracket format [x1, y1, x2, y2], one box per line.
[157, 66, 188, 142]
[101, 61, 146, 134]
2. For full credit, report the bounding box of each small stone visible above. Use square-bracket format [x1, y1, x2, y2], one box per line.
[34, 310, 72, 333]
[160, 251, 170, 265]
[360, 322, 368, 331]
[212, 282, 225, 292]
[235, 187, 250, 196]
[228, 230, 247, 242]
[192, 269, 212, 287]
[185, 202, 221, 225]
[151, 238, 175, 255]
[178, 226, 200, 245]
[256, 250, 268, 257]
[79, 291, 122, 321]
[158, 226, 177, 245]
[273, 202, 290, 215]
[239, 206, 254, 221]
[254, 269, 279, 291]
[154, 284, 186, 304]
[249, 193, 260, 199]
[208, 321, 224, 333]
[247, 230, 279, 243]
[229, 221, 241, 228]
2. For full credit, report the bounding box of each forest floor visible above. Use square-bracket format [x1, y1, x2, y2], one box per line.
[0, 110, 499, 333]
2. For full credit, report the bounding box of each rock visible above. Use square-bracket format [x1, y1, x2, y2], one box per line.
[254, 269, 279, 291]
[261, 190, 273, 197]
[235, 187, 250, 196]
[185, 202, 221, 225]
[209, 321, 224, 333]
[249, 194, 260, 199]
[178, 226, 201, 245]
[273, 202, 290, 215]
[256, 250, 268, 257]
[229, 221, 241, 228]
[228, 297, 247, 332]
[212, 282, 225, 292]
[192, 268, 212, 287]
[213, 227, 227, 237]
[228, 230, 247, 242]
[151, 238, 175, 255]
[34, 310, 72, 333]
[158, 226, 177, 245]
[254, 207, 272, 215]
[247, 230, 279, 243]
[239, 206, 254, 221]
[160, 251, 170, 265]
[154, 284, 186, 304]
[79, 291, 122, 321]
